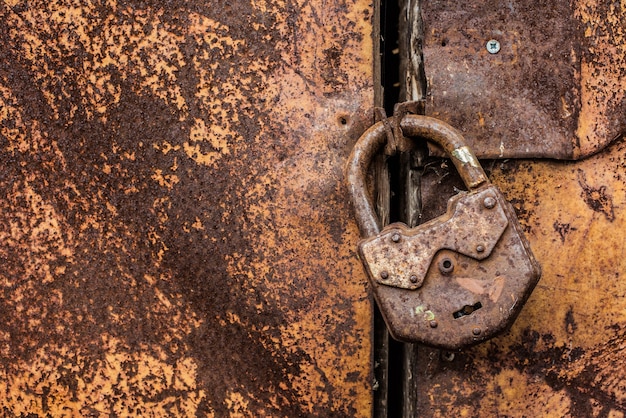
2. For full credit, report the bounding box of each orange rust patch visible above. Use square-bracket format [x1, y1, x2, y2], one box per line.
[0, 0, 373, 415]
[415, 139, 626, 416]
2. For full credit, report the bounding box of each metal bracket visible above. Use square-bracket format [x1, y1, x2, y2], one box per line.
[358, 187, 508, 290]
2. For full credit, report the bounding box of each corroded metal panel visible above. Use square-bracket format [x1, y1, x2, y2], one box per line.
[415, 141, 626, 416]
[416, 2, 626, 414]
[422, 0, 626, 159]
[0, 0, 373, 415]
[348, 113, 540, 352]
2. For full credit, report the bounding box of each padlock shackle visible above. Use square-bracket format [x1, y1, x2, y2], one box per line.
[346, 115, 488, 237]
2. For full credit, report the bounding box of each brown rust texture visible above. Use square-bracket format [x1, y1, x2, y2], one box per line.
[0, 0, 374, 415]
[358, 185, 540, 350]
[422, 0, 626, 159]
[415, 136, 626, 416]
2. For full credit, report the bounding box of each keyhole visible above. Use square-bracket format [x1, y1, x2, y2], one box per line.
[453, 301, 483, 319]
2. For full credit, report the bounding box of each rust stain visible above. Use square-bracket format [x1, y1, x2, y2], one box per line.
[347, 115, 540, 350]
[553, 221, 576, 243]
[422, 0, 626, 159]
[0, 0, 374, 415]
[574, 0, 626, 158]
[577, 168, 615, 221]
[414, 135, 626, 416]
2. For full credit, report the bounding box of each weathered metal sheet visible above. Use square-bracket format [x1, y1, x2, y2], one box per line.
[347, 115, 540, 351]
[422, 0, 626, 159]
[415, 139, 626, 415]
[0, 0, 374, 415]
[358, 185, 540, 350]
[415, 2, 626, 413]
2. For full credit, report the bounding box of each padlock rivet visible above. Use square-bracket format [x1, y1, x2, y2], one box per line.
[476, 245, 485, 253]
[430, 320, 438, 328]
[472, 327, 482, 336]
[483, 196, 496, 209]
[410, 275, 418, 284]
[391, 233, 401, 243]
[380, 271, 389, 280]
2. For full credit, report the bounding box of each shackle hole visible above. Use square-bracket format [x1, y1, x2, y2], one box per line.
[439, 257, 454, 274]
[453, 301, 483, 319]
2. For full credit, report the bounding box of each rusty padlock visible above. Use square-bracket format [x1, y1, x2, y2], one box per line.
[346, 115, 541, 350]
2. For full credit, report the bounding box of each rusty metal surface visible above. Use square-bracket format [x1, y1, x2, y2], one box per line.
[347, 115, 489, 238]
[359, 185, 540, 350]
[422, 0, 626, 159]
[414, 136, 626, 415]
[0, 0, 374, 415]
[359, 189, 509, 290]
[347, 115, 540, 350]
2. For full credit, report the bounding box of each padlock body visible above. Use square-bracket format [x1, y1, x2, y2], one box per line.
[358, 185, 541, 350]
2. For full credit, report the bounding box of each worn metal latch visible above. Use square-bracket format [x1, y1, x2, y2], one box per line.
[346, 114, 541, 350]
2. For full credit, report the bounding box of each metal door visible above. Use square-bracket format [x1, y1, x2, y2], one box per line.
[382, 1, 626, 416]
[2, 0, 626, 416]
[0, 0, 373, 415]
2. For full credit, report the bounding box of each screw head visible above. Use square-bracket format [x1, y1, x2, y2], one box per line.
[391, 233, 401, 243]
[483, 196, 496, 209]
[430, 320, 438, 328]
[476, 245, 485, 253]
[380, 271, 389, 280]
[486, 39, 501, 54]
[410, 275, 418, 284]
[472, 327, 482, 336]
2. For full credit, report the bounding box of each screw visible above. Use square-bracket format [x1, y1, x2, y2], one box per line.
[476, 245, 485, 253]
[483, 196, 496, 209]
[380, 271, 389, 280]
[430, 320, 438, 328]
[410, 275, 418, 284]
[486, 39, 501, 54]
[472, 327, 482, 336]
[391, 233, 401, 243]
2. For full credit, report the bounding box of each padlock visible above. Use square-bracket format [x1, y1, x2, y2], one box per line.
[346, 114, 541, 350]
